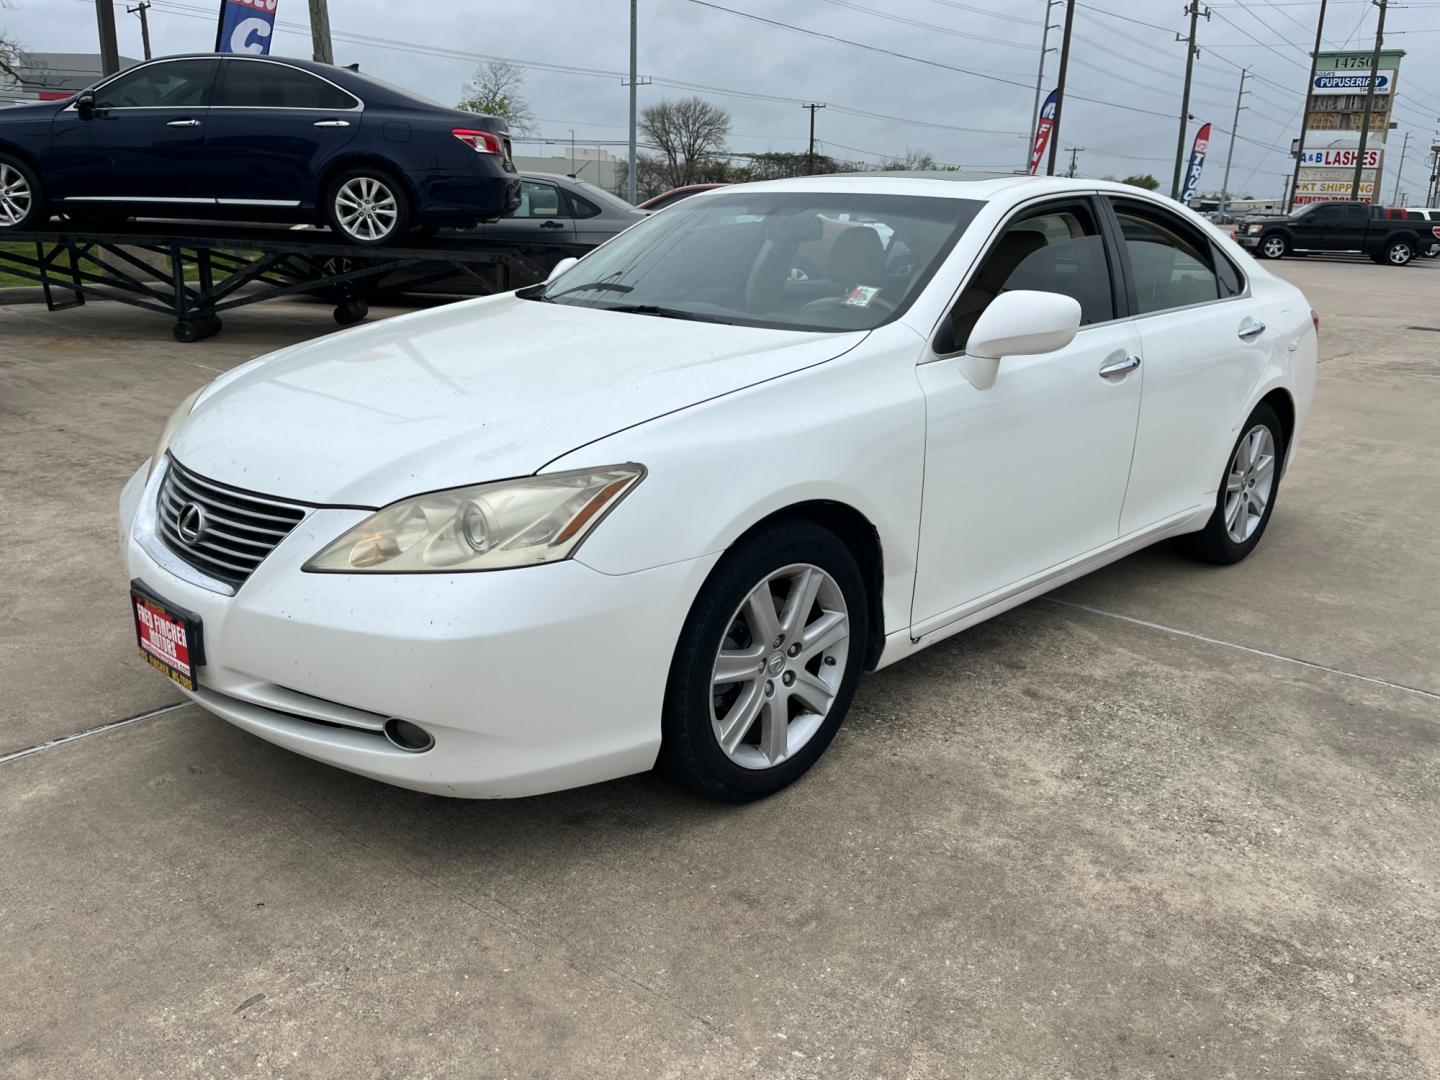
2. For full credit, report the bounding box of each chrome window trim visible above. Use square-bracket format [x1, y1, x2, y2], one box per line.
[64, 56, 219, 111]
[921, 189, 1254, 364]
[214, 56, 364, 112]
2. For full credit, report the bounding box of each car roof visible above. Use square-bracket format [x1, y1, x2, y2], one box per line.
[697, 173, 1178, 204]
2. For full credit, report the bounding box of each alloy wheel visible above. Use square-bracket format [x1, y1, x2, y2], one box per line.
[1262, 236, 1285, 259]
[1224, 424, 1276, 544]
[1388, 243, 1412, 266]
[709, 563, 850, 770]
[334, 176, 399, 242]
[0, 163, 33, 227]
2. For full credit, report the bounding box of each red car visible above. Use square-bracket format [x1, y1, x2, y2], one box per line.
[637, 183, 728, 212]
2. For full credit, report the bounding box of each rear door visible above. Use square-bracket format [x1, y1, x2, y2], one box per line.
[1103, 197, 1271, 533]
[204, 58, 360, 208]
[1332, 202, 1371, 251]
[480, 178, 576, 244]
[47, 58, 217, 203]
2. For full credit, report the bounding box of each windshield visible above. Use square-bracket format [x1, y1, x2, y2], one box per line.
[533, 190, 983, 331]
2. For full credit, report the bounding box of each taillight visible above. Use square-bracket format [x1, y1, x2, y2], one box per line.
[1431, 226, 1440, 240]
[451, 128, 503, 155]
[1311, 309, 1320, 337]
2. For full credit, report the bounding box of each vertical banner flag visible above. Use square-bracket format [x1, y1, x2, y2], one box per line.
[1029, 90, 1058, 176]
[1179, 122, 1212, 205]
[215, 0, 279, 55]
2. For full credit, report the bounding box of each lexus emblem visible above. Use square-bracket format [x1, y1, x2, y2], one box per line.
[176, 502, 207, 546]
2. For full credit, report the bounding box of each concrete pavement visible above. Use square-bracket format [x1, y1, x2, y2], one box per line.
[2, 258, 1437, 1078]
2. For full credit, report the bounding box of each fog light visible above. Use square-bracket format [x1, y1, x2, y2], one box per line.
[383, 717, 434, 753]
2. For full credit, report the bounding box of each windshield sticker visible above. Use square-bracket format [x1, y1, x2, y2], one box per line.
[843, 285, 880, 307]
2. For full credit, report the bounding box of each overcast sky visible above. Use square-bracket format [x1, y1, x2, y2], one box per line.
[8, 0, 1440, 199]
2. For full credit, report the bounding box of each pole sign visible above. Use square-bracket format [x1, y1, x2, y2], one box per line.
[1179, 122, 1211, 205]
[1311, 70, 1395, 96]
[1301, 148, 1380, 168]
[215, 0, 279, 55]
[1028, 90, 1057, 176]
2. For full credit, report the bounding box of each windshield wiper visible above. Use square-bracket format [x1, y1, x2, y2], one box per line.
[600, 304, 731, 324]
[548, 281, 634, 299]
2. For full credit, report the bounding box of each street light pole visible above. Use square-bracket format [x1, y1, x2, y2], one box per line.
[1219, 68, 1248, 219]
[627, 0, 638, 204]
[1389, 129, 1409, 205]
[1350, 0, 1388, 202]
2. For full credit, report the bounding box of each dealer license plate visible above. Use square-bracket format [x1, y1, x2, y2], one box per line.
[130, 581, 204, 691]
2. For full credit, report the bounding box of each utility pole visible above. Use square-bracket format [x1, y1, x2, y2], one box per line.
[1046, 0, 1076, 176]
[126, 1, 152, 61]
[1171, 1, 1211, 200]
[1388, 129, 1409, 204]
[1287, 0, 1327, 212]
[95, 0, 120, 75]
[308, 0, 334, 65]
[1064, 146, 1084, 178]
[1430, 141, 1440, 207]
[1028, 0, 1061, 171]
[1218, 68, 1248, 219]
[1350, 0, 1388, 202]
[803, 103, 827, 174]
[627, 0, 639, 204]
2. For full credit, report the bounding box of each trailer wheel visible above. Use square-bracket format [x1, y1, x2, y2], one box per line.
[334, 299, 369, 326]
[173, 315, 222, 343]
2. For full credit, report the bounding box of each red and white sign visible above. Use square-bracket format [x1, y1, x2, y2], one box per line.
[1301, 148, 1380, 168]
[1292, 193, 1374, 206]
[134, 596, 194, 682]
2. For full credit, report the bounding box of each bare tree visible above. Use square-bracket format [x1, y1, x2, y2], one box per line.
[457, 60, 535, 136]
[0, 1, 23, 87]
[640, 97, 731, 190]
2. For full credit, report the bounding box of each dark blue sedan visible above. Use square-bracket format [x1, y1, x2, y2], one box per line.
[0, 54, 521, 245]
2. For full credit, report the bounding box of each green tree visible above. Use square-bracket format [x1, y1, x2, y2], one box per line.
[1121, 174, 1161, 191]
[457, 60, 535, 136]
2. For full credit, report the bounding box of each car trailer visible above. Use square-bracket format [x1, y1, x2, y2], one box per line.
[0, 224, 588, 343]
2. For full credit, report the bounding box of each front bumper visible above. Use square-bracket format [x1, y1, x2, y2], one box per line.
[1236, 233, 1262, 248]
[119, 461, 717, 798]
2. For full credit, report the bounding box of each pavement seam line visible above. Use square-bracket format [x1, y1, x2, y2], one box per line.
[0, 701, 191, 766]
[1045, 598, 1440, 702]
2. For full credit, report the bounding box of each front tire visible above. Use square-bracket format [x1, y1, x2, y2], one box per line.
[1175, 404, 1284, 565]
[325, 167, 410, 247]
[660, 520, 868, 801]
[0, 154, 46, 231]
[1257, 233, 1288, 260]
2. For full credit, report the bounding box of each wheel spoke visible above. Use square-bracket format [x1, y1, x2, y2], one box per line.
[744, 587, 782, 649]
[1226, 471, 1245, 494]
[1225, 493, 1243, 529]
[1253, 453, 1275, 483]
[713, 648, 763, 686]
[720, 682, 765, 752]
[759, 700, 787, 763]
[800, 610, 848, 660]
[779, 567, 821, 640]
[789, 669, 833, 715]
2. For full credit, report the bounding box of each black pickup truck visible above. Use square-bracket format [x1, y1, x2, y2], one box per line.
[1236, 201, 1439, 266]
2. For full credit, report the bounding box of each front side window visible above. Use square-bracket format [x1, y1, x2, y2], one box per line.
[533, 191, 983, 332]
[215, 61, 356, 109]
[1111, 203, 1221, 315]
[514, 181, 563, 219]
[93, 60, 215, 109]
[938, 202, 1115, 354]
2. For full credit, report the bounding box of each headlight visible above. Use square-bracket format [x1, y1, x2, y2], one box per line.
[304, 465, 645, 573]
[147, 387, 203, 481]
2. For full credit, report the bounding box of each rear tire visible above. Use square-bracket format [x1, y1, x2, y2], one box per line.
[659, 520, 868, 802]
[1174, 403, 1284, 565]
[1383, 239, 1414, 266]
[0, 154, 46, 231]
[325, 167, 410, 247]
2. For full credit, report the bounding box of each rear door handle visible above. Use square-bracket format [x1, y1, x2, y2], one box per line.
[313, 120, 351, 128]
[1098, 354, 1141, 378]
[166, 119, 202, 128]
[539, 220, 567, 229]
[1238, 320, 1266, 340]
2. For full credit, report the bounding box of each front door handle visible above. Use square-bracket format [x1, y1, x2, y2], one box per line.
[1238, 320, 1267, 340]
[166, 119, 202, 128]
[313, 119, 351, 128]
[1098, 354, 1142, 378]
[539, 220, 567, 229]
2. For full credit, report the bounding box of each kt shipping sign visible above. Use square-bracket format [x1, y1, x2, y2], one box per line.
[216, 0, 279, 55]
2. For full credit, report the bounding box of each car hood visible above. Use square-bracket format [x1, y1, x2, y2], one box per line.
[171, 293, 865, 506]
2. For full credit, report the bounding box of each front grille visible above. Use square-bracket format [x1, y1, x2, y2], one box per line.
[157, 457, 308, 587]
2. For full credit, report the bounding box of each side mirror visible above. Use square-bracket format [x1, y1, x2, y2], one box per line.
[546, 256, 578, 284]
[959, 290, 1082, 391]
[75, 93, 96, 120]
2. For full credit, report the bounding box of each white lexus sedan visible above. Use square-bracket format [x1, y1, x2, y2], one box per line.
[119, 176, 1317, 801]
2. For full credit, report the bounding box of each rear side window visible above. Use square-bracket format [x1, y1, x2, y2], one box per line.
[1211, 243, 1245, 298]
[215, 61, 357, 109]
[1110, 202, 1221, 314]
[93, 59, 215, 108]
[938, 201, 1115, 354]
[564, 190, 602, 219]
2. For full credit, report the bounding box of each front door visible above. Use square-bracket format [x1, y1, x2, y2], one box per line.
[1290, 202, 1339, 250]
[912, 199, 1143, 631]
[204, 58, 360, 207]
[47, 58, 217, 204]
